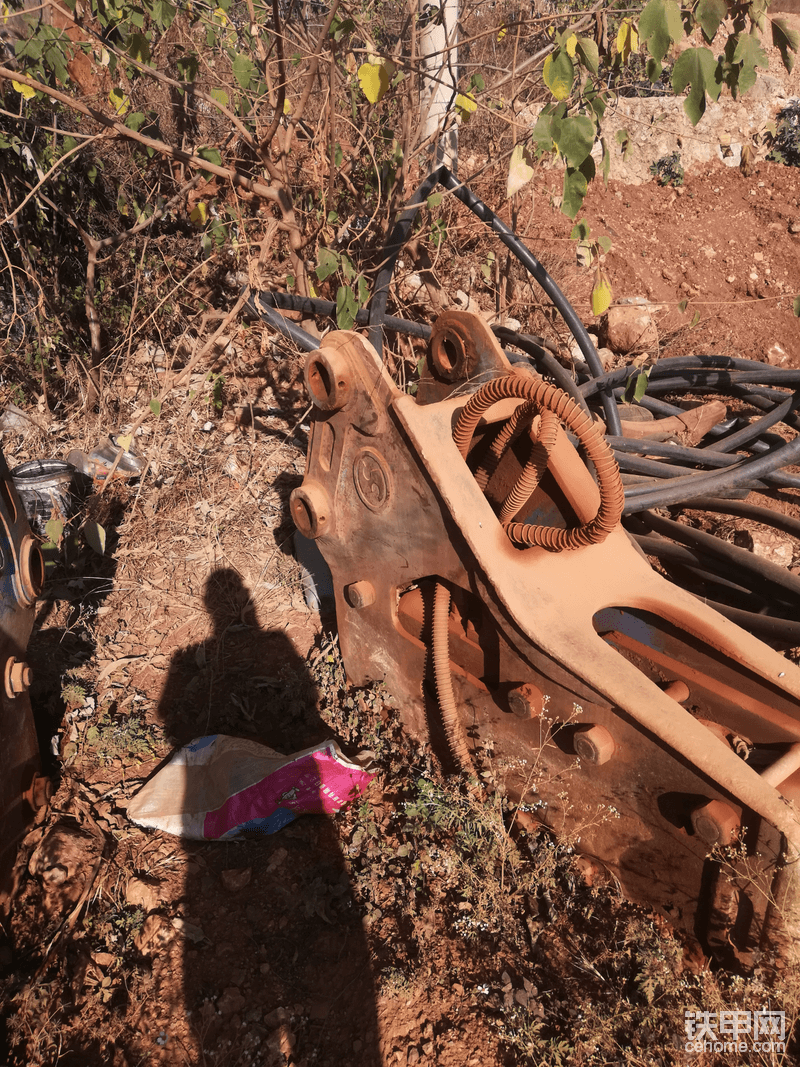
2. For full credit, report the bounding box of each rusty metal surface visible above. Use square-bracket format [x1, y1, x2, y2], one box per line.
[0, 447, 44, 909]
[292, 311, 800, 968]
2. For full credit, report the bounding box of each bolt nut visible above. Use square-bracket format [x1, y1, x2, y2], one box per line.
[508, 683, 544, 719]
[290, 481, 333, 540]
[691, 800, 741, 845]
[30, 774, 52, 811]
[573, 724, 616, 765]
[346, 581, 375, 609]
[5, 657, 31, 699]
[663, 680, 690, 703]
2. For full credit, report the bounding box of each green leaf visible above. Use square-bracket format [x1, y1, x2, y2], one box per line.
[731, 33, 768, 95]
[689, 309, 701, 328]
[531, 110, 557, 154]
[177, 55, 199, 82]
[678, 298, 689, 313]
[543, 49, 574, 100]
[128, 32, 151, 63]
[336, 285, 358, 330]
[210, 87, 230, 107]
[125, 111, 146, 131]
[232, 53, 256, 90]
[507, 143, 535, 198]
[591, 269, 612, 316]
[357, 275, 370, 306]
[339, 251, 356, 283]
[793, 296, 800, 317]
[694, 0, 727, 43]
[197, 146, 222, 167]
[638, 0, 683, 70]
[672, 47, 722, 125]
[427, 191, 443, 209]
[44, 518, 64, 545]
[84, 520, 106, 556]
[624, 367, 652, 404]
[150, 398, 162, 415]
[551, 114, 595, 168]
[315, 248, 339, 282]
[748, 0, 768, 33]
[570, 219, 590, 241]
[561, 157, 595, 219]
[773, 18, 799, 75]
[597, 235, 612, 254]
[575, 37, 599, 75]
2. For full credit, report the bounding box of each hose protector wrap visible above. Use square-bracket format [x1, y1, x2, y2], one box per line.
[453, 375, 623, 550]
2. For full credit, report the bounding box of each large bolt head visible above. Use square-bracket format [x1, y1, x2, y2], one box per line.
[574, 724, 616, 765]
[346, 581, 375, 609]
[691, 800, 740, 846]
[508, 683, 544, 718]
[5, 657, 32, 699]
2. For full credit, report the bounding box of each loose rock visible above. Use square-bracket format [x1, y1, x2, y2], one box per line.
[733, 529, 793, 568]
[601, 301, 659, 353]
[220, 867, 252, 892]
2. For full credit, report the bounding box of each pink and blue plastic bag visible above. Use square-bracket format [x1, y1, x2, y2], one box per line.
[126, 735, 374, 839]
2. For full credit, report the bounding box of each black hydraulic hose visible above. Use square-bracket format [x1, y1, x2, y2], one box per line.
[697, 603, 800, 647]
[368, 167, 445, 356]
[494, 327, 591, 416]
[246, 296, 320, 352]
[437, 169, 622, 437]
[580, 364, 800, 401]
[623, 432, 800, 511]
[615, 452, 727, 481]
[608, 437, 799, 490]
[254, 291, 433, 340]
[702, 390, 800, 453]
[633, 535, 784, 606]
[678, 496, 800, 541]
[640, 511, 800, 604]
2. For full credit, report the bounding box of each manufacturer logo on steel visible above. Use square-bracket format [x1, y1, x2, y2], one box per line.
[353, 448, 391, 511]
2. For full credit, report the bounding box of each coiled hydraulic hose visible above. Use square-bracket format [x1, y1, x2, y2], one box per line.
[454, 375, 624, 550]
[432, 582, 477, 778]
[499, 410, 559, 523]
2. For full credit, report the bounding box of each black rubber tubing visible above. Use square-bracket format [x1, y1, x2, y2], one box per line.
[701, 390, 800, 453]
[678, 496, 800, 541]
[609, 437, 800, 491]
[640, 511, 800, 604]
[632, 535, 792, 608]
[368, 168, 443, 356]
[368, 166, 622, 433]
[622, 430, 800, 511]
[494, 327, 592, 416]
[255, 291, 433, 340]
[438, 169, 623, 436]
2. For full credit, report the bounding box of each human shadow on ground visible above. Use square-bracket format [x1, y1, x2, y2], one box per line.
[150, 567, 380, 1067]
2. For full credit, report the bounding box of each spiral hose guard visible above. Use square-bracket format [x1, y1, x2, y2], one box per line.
[453, 375, 624, 550]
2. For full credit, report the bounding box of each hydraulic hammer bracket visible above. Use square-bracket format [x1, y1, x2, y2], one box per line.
[291, 311, 800, 969]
